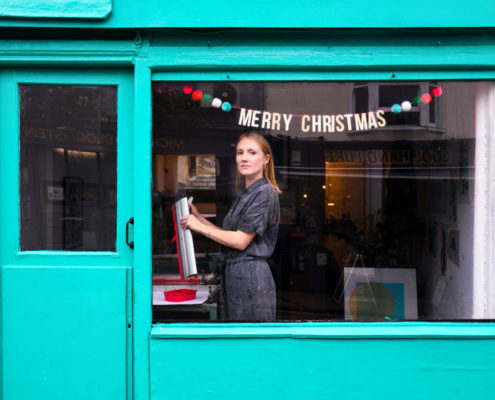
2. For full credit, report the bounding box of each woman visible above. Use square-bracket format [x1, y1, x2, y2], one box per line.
[180, 132, 281, 321]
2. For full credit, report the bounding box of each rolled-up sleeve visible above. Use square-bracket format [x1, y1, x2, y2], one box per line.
[237, 187, 273, 237]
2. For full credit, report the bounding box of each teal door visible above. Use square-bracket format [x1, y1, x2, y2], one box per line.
[0, 70, 134, 400]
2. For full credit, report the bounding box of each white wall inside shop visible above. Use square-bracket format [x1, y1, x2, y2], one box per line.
[413, 83, 495, 319]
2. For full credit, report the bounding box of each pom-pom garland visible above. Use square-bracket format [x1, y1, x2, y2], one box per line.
[160, 84, 444, 116]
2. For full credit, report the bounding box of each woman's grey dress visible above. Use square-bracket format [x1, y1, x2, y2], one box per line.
[220, 177, 280, 321]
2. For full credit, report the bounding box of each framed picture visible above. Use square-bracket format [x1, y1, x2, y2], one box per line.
[344, 267, 418, 321]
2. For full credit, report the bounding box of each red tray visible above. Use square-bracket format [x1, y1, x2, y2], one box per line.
[164, 289, 197, 302]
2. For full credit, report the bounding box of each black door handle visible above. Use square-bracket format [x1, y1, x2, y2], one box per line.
[126, 217, 134, 249]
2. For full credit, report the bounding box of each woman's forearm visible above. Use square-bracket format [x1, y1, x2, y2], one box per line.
[197, 223, 255, 251]
[181, 213, 255, 250]
[196, 214, 216, 228]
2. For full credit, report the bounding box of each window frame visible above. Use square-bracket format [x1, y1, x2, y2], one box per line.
[0, 69, 134, 267]
[149, 74, 495, 325]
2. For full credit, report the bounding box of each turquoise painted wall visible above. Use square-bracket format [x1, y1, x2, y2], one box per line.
[151, 323, 495, 400]
[1, 0, 495, 28]
[1, 29, 495, 400]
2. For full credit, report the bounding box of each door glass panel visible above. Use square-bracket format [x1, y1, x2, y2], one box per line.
[20, 84, 117, 251]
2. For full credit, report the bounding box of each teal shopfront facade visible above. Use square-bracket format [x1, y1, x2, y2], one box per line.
[2, 2, 495, 400]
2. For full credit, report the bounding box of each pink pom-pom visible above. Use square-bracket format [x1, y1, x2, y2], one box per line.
[432, 87, 443, 97]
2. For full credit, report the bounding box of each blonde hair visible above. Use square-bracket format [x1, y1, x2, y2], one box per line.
[235, 132, 282, 194]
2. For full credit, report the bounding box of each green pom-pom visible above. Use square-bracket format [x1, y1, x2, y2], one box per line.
[201, 94, 212, 106]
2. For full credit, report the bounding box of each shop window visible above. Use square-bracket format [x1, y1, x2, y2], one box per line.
[152, 81, 489, 322]
[20, 85, 117, 251]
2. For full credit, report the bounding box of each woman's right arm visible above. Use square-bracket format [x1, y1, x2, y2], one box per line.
[181, 213, 256, 251]
[184, 203, 256, 250]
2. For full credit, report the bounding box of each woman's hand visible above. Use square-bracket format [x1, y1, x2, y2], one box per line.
[189, 203, 200, 218]
[180, 214, 203, 233]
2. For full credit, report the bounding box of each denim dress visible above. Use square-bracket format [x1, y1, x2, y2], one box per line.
[220, 177, 280, 321]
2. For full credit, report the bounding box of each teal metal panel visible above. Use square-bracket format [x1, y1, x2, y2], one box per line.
[150, 332, 495, 400]
[2, 266, 128, 400]
[0, 71, 5, 400]
[0, 71, 20, 265]
[132, 61, 153, 400]
[0, 38, 137, 67]
[1, 0, 495, 28]
[4, 30, 495, 74]
[151, 322, 495, 339]
[146, 30, 495, 74]
[0, 69, 135, 400]
[0, 0, 111, 19]
[0, 267, 2, 400]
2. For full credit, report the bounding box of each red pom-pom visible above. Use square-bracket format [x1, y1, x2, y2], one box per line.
[183, 85, 193, 95]
[192, 90, 203, 101]
[421, 93, 432, 104]
[432, 87, 443, 97]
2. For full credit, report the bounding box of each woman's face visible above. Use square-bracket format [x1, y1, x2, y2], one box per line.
[236, 137, 269, 183]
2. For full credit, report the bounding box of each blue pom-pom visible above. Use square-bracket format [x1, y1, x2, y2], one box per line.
[221, 102, 232, 112]
[391, 104, 401, 114]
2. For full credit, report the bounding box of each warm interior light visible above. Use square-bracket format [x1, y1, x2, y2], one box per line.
[53, 148, 97, 158]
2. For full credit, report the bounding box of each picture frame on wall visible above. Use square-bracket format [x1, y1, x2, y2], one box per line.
[344, 267, 418, 321]
[45, 181, 65, 203]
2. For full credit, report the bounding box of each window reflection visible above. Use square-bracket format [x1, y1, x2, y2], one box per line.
[152, 81, 484, 322]
[20, 85, 117, 251]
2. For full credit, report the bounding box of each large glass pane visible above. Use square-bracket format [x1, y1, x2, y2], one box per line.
[20, 85, 117, 251]
[152, 81, 488, 322]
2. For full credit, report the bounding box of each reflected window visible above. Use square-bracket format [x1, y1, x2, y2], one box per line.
[20, 85, 117, 251]
[353, 82, 441, 129]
